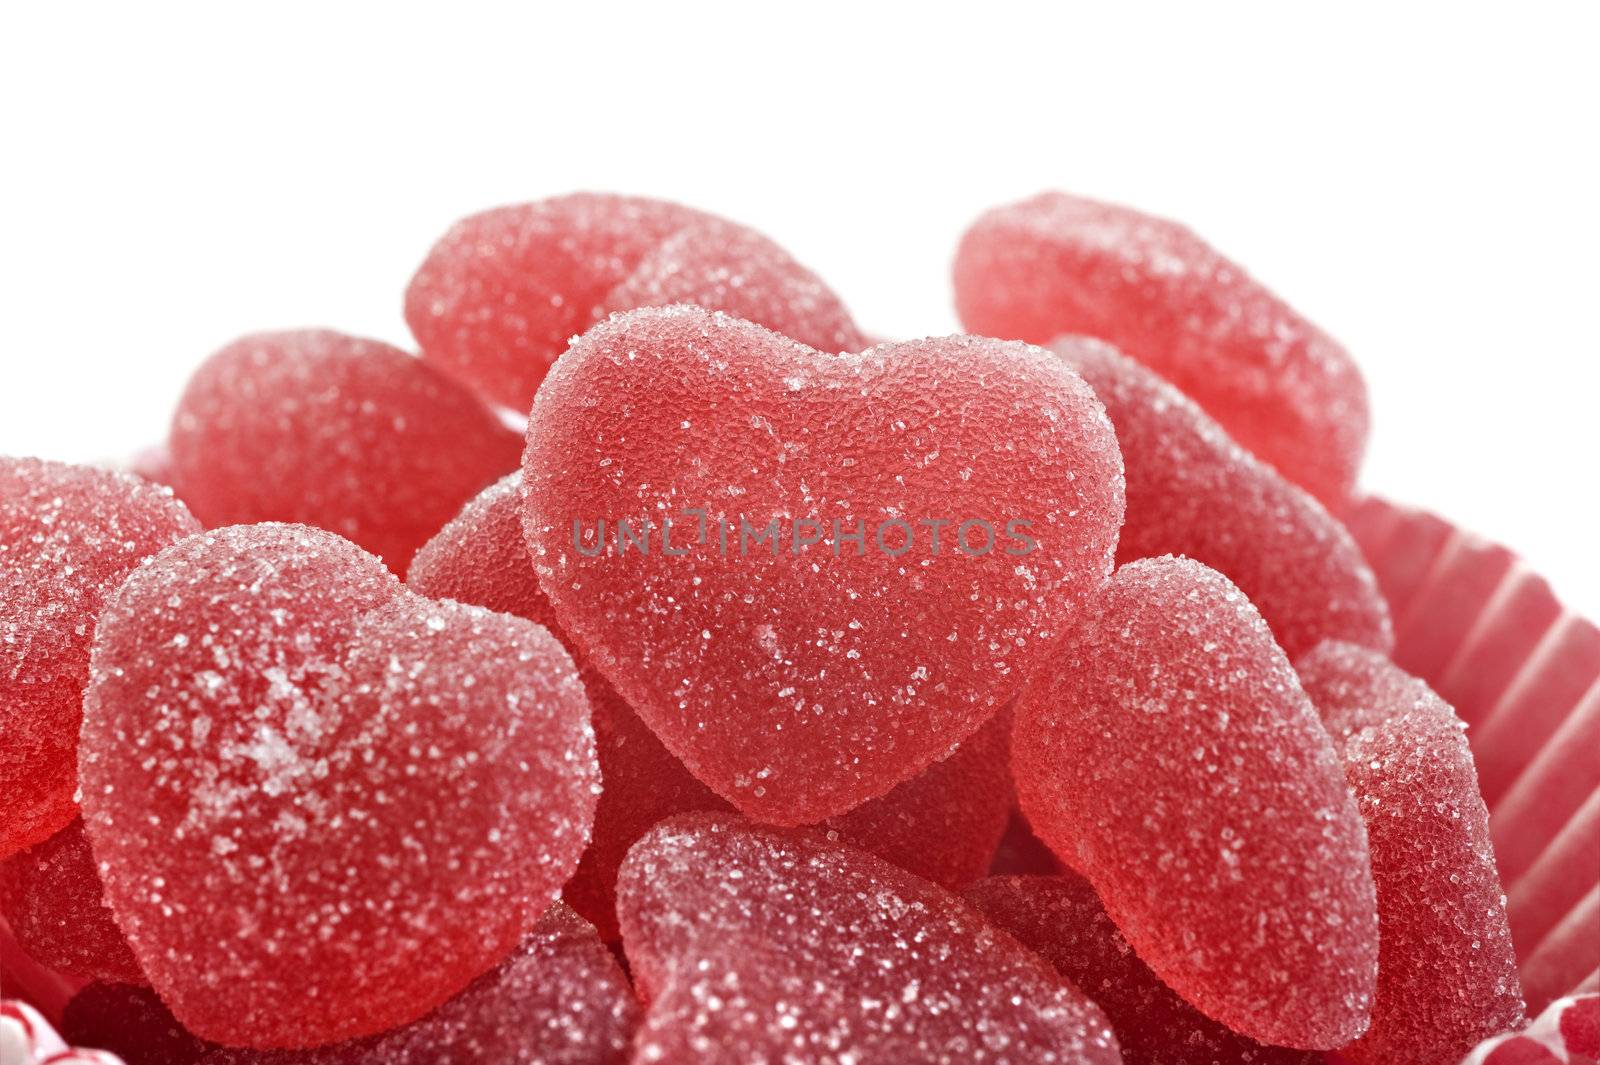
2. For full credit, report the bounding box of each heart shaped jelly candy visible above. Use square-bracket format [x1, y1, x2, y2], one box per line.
[1012, 555, 1379, 1049]
[411, 473, 1016, 938]
[1, 457, 199, 858]
[954, 191, 1368, 506]
[79, 524, 598, 1048]
[168, 330, 521, 571]
[521, 305, 1124, 823]
[617, 813, 1121, 1064]
[1052, 336, 1390, 658]
[406, 193, 864, 411]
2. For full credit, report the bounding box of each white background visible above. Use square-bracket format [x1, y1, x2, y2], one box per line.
[2, 4, 1596, 614]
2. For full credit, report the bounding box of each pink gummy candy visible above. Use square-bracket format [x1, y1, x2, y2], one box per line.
[616, 813, 1121, 1064]
[954, 191, 1368, 506]
[167, 330, 521, 570]
[1, 819, 143, 985]
[965, 875, 1319, 1064]
[1053, 336, 1391, 658]
[1012, 556, 1378, 1049]
[78, 524, 598, 1048]
[0, 457, 199, 858]
[1297, 641, 1524, 1064]
[521, 305, 1124, 824]
[405, 193, 864, 411]
[410, 474, 1014, 938]
[190, 904, 638, 1065]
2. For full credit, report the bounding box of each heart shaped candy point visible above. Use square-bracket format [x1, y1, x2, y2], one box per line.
[521, 305, 1124, 824]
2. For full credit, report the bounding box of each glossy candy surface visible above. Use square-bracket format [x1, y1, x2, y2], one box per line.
[955, 191, 1368, 505]
[522, 305, 1125, 823]
[0, 457, 199, 858]
[1012, 556, 1378, 1049]
[617, 813, 1122, 1064]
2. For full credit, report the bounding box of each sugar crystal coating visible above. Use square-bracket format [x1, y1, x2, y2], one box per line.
[168, 330, 521, 570]
[954, 191, 1368, 505]
[617, 813, 1121, 1064]
[405, 193, 863, 410]
[598, 218, 864, 354]
[1297, 641, 1524, 1064]
[1, 819, 144, 985]
[522, 305, 1125, 823]
[191, 905, 638, 1065]
[1053, 336, 1391, 658]
[965, 875, 1319, 1064]
[79, 524, 598, 1047]
[0, 456, 200, 858]
[411, 474, 1015, 937]
[1012, 556, 1378, 1049]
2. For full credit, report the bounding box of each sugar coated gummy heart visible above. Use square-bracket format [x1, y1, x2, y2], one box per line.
[964, 875, 1320, 1065]
[405, 193, 865, 410]
[1, 818, 144, 985]
[954, 191, 1368, 506]
[616, 812, 1122, 1064]
[1012, 556, 1379, 1049]
[1297, 641, 1524, 1065]
[0, 457, 199, 859]
[410, 473, 1015, 938]
[188, 904, 638, 1065]
[1052, 336, 1391, 658]
[78, 524, 599, 1048]
[168, 330, 522, 570]
[521, 305, 1124, 823]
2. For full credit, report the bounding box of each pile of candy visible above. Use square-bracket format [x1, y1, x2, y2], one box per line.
[2, 191, 1595, 1064]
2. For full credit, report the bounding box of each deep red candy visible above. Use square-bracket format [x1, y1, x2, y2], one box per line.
[405, 193, 863, 410]
[1012, 556, 1378, 1049]
[190, 905, 638, 1065]
[965, 875, 1318, 1064]
[79, 524, 598, 1048]
[61, 983, 212, 1065]
[167, 330, 521, 570]
[987, 811, 1063, 876]
[522, 305, 1125, 823]
[617, 813, 1121, 1064]
[1054, 336, 1391, 658]
[954, 191, 1368, 505]
[1, 819, 143, 985]
[598, 217, 864, 354]
[1297, 641, 1523, 1065]
[0, 457, 200, 858]
[410, 474, 1014, 938]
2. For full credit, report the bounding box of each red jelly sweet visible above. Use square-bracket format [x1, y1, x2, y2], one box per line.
[0, 457, 199, 858]
[1298, 641, 1523, 1064]
[1, 818, 143, 985]
[521, 305, 1125, 824]
[168, 330, 521, 571]
[191, 904, 638, 1065]
[617, 813, 1121, 1064]
[79, 524, 599, 1048]
[965, 874, 1318, 1064]
[405, 193, 864, 411]
[61, 983, 211, 1065]
[954, 191, 1368, 506]
[411, 473, 1015, 938]
[1012, 556, 1378, 1049]
[1054, 336, 1391, 658]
